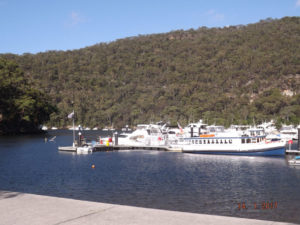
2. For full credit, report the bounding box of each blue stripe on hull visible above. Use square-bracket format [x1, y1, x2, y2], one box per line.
[184, 147, 286, 156]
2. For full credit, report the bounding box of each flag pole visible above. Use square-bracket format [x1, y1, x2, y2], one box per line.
[73, 111, 75, 147]
[71, 91, 75, 148]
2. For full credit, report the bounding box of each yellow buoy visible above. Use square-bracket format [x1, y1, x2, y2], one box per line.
[91, 164, 95, 169]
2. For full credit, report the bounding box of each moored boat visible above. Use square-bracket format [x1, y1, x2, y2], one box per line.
[77, 145, 93, 154]
[41, 125, 48, 131]
[170, 127, 286, 156]
[118, 124, 165, 146]
[288, 156, 300, 165]
[279, 125, 298, 141]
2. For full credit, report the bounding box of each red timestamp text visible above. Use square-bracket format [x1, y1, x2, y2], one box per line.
[237, 201, 278, 210]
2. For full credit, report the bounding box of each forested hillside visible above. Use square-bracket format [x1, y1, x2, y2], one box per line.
[0, 58, 56, 134]
[2, 17, 300, 128]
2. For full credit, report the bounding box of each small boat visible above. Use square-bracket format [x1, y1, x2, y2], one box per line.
[288, 156, 300, 166]
[41, 125, 48, 131]
[77, 145, 93, 154]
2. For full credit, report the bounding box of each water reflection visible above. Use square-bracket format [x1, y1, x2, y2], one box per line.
[0, 132, 299, 223]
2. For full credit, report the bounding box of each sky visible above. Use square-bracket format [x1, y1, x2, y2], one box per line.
[1, 0, 299, 54]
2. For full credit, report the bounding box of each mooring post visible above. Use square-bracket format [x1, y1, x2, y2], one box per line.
[114, 132, 118, 146]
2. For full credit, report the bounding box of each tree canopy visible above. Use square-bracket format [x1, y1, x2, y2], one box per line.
[1, 17, 300, 128]
[0, 58, 56, 134]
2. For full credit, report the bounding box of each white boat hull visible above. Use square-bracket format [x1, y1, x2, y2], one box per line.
[77, 146, 93, 154]
[171, 139, 286, 156]
[288, 160, 300, 165]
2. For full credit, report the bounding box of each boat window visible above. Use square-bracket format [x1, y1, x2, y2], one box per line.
[119, 134, 128, 138]
[216, 139, 219, 144]
[224, 140, 227, 144]
[199, 140, 202, 144]
[203, 140, 206, 144]
[207, 140, 210, 144]
[242, 139, 245, 144]
[192, 140, 194, 144]
[229, 139, 232, 144]
[247, 139, 251, 143]
[220, 140, 223, 144]
[257, 138, 259, 143]
[195, 140, 198, 144]
[211, 140, 215, 144]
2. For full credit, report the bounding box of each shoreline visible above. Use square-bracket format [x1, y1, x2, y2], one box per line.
[0, 191, 295, 225]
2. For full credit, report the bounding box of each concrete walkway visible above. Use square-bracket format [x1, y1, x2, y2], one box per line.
[0, 191, 295, 225]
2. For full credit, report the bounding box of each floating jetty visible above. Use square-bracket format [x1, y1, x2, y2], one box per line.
[286, 150, 300, 155]
[58, 144, 183, 153]
[93, 144, 183, 152]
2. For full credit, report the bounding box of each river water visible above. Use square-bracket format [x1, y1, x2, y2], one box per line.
[0, 130, 299, 223]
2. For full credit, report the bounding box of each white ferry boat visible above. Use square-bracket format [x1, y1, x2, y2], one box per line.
[171, 127, 286, 156]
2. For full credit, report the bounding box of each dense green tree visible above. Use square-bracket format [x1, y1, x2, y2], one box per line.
[0, 58, 56, 134]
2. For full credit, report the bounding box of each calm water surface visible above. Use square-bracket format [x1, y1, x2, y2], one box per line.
[0, 130, 300, 223]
